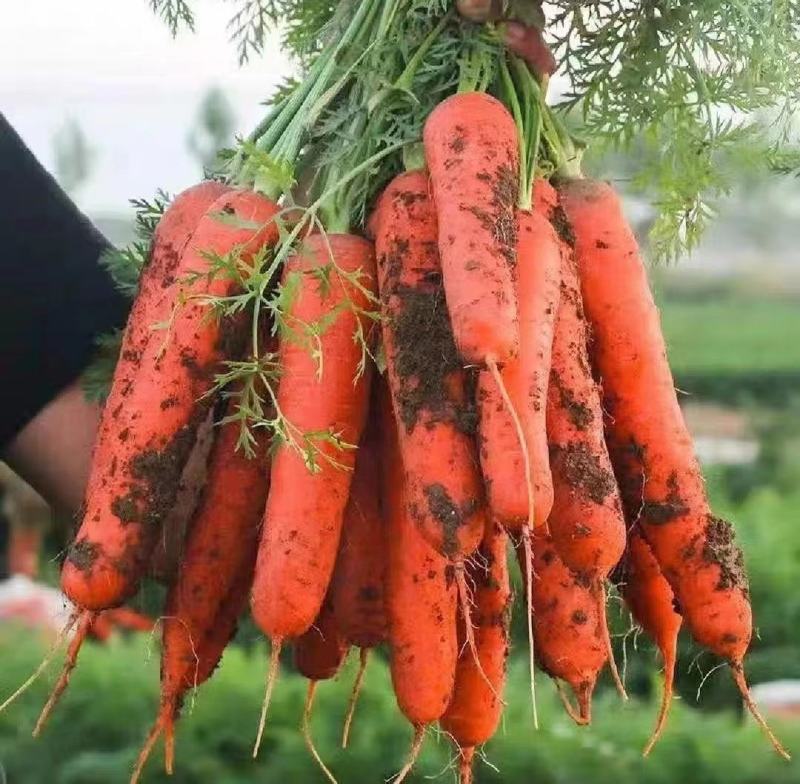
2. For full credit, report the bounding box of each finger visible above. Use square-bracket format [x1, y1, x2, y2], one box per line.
[456, 0, 503, 23]
[504, 22, 557, 79]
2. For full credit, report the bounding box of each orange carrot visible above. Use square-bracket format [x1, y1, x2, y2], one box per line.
[423, 92, 520, 366]
[62, 188, 278, 612]
[382, 384, 457, 781]
[371, 170, 485, 562]
[328, 414, 387, 747]
[475, 205, 559, 531]
[560, 177, 788, 757]
[330, 417, 387, 651]
[520, 527, 607, 724]
[371, 170, 487, 695]
[619, 528, 682, 756]
[250, 233, 377, 752]
[440, 521, 510, 784]
[535, 179, 625, 578]
[129, 405, 269, 780]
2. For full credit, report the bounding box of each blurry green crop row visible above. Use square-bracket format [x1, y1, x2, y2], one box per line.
[0, 627, 797, 784]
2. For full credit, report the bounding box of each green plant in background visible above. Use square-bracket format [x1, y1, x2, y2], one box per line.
[1, 630, 798, 784]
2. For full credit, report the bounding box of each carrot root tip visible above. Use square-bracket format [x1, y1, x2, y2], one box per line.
[253, 638, 283, 759]
[393, 724, 426, 784]
[458, 746, 475, 784]
[732, 664, 791, 761]
[643, 646, 676, 757]
[33, 609, 96, 737]
[342, 648, 370, 749]
[303, 681, 338, 784]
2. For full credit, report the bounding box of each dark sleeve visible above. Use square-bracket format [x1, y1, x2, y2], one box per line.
[0, 113, 129, 448]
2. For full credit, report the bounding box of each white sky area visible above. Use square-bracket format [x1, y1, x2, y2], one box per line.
[1, 0, 294, 213]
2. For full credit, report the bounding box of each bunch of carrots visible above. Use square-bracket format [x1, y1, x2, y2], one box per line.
[1, 5, 790, 783]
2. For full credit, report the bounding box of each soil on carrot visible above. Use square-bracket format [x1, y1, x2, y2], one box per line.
[423, 483, 478, 558]
[66, 539, 100, 573]
[550, 442, 616, 505]
[110, 411, 205, 530]
[549, 204, 576, 247]
[386, 241, 472, 433]
[642, 471, 690, 526]
[550, 370, 594, 430]
[472, 163, 518, 266]
[703, 515, 749, 595]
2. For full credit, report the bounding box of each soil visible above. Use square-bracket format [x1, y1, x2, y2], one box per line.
[423, 483, 478, 559]
[551, 442, 616, 505]
[641, 471, 689, 526]
[66, 539, 100, 572]
[703, 514, 749, 595]
[550, 370, 594, 430]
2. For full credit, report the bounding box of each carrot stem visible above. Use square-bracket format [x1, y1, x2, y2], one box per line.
[341, 648, 370, 748]
[302, 681, 338, 784]
[731, 665, 790, 760]
[33, 609, 96, 736]
[393, 724, 426, 784]
[253, 637, 283, 758]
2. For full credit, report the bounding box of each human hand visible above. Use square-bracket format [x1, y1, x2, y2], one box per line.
[456, 0, 557, 80]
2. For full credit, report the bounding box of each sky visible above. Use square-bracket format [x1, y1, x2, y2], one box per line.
[1, 0, 293, 214]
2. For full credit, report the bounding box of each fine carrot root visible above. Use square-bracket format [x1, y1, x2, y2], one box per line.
[253, 638, 283, 758]
[342, 648, 370, 749]
[595, 582, 627, 701]
[521, 527, 538, 729]
[302, 682, 338, 784]
[33, 609, 97, 737]
[454, 562, 499, 703]
[0, 610, 78, 715]
[731, 666, 791, 761]
[555, 681, 589, 726]
[393, 724, 426, 784]
[485, 356, 536, 716]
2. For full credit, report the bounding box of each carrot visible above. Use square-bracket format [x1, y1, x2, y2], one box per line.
[423, 92, 520, 366]
[382, 384, 457, 783]
[328, 413, 387, 747]
[129, 403, 269, 781]
[25, 189, 277, 730]
[370, 170, 488, 694]
[250, 233, 377, 754]
[519, 527, 607, 724]
[559, 177, 788, 758]
[295, 597, 350, 784]
[329, 417, 386, 650]
[531, 179, 627, 696]
[618, 528, 682, 756]
[62, 188, 278, 612]
[440, 521, 510, 784]
[475, 206, 559, 531]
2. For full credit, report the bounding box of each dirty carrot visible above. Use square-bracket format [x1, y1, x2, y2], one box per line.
[250, 233, 377, 753]
[619, 528, 682, 756]
[440, 521, 510, 784]
[371, 169, 486, 683]
[129, 402, 269, 780]
[423, 92, 520, 366]
[560, 177, 788, 758]
[381, 384, 457, 781]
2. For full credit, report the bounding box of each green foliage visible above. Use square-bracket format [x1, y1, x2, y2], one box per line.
[550, 1, 800, 260]
[148, 0, 195, 36]
[52, 119, 95, 196]
[1, 630, 798, 784]
[187, 88, 237, 174]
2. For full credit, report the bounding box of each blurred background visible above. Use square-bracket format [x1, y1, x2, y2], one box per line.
[1, 1, 799, 782]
